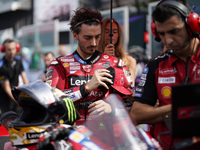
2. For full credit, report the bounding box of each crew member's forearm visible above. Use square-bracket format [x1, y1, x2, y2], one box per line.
[130, 102, 172, 125]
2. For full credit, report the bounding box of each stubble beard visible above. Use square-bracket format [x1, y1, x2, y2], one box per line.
[78, 42, 95, 57]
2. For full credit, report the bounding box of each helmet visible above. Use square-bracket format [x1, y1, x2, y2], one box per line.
[8, 80, 72, 147]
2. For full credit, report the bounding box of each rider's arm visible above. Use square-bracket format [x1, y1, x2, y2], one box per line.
[46, 60, 112, 103]
[46, 62, 85, 102]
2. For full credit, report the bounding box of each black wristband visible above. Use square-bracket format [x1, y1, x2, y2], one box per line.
[80, 84, 90, 98]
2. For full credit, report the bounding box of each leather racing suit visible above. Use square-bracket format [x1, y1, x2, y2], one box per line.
[46, 50, 134, 125]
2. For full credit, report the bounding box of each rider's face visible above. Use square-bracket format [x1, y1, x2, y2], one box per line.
[73, 24, 101, 59]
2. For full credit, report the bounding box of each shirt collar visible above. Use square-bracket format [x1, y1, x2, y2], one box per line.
[167, 47, 200, 66]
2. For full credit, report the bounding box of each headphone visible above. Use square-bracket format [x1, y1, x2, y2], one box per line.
[1, 39, 21, 52]
[151, 0, 200, 42]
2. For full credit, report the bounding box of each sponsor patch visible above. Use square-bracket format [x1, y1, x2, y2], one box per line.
[68, 93, 76, 99]
[138, 80, 146, 86]
[68, 76, 87, 87]
[140, 74, 147, 80]
[103, 55, 109, 59]
[74, 54, 86, 64]
[61, 58, 67, 62]
[27, 132, 44, 140]
[124, 70, 131, 76]
[136, 87, 143, 93]
[70, 71, 77, 74]
[69, 131, 84, 143]
[99, 122, 106, 130]
[103, 62, 110, 68]
[46, 69, 53, 75]
[158, 77, 175, 84]
[67, 91, 82, 102]
[47, 75, 53, 80]
[91, 55, 100, 64]
[46, 80, 52, 85]
[89, 91, 104, 97]
[120, 74, 125, 85]
[63, 63, 69, 67]
[159, 68, 175, 75]
[63, 89, 73, 94]
[127, 76, 132, 83]
[70, 66, 80, 70]
[70, 62, 80, 66]
[63, 56, 73, 58]
[82, 65, 93, 73]
[143, 67, 149, 74]
[134, 92, 142, 98]
[61, 58, 74, 62]
[161, 86, 172, 98]
[50, 60, 59, 65]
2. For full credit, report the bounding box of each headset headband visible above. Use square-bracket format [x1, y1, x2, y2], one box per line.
[158, 0, 191, 17]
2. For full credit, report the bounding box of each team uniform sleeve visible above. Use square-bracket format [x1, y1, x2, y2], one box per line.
[134, 60, 158, 106]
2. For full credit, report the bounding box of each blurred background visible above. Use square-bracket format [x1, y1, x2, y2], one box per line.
[0, 0, 199, 81]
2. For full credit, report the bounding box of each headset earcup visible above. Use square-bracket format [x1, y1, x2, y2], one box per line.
[151, 21, 161, 42]
[1, 43, 20, 52]
[16, 43, 20, 52]
[1, 45, 5, 52]
[187, 12, 200, 39]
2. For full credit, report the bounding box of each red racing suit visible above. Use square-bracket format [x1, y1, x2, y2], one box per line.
[46, 50, 134, 125]
[134, 49, 200, 150]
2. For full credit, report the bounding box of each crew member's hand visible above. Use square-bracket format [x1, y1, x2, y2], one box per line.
[104, 44, 115, 56]
[85, 69, 113, 92]
[88, 100, 112, 116]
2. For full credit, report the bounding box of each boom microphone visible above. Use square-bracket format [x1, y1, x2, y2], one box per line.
[171, 37, 192, 53]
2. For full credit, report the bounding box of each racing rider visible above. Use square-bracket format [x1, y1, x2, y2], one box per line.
[46, 7, 134, 125]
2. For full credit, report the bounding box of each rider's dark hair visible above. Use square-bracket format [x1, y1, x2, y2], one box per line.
[70, 7, 102, 34]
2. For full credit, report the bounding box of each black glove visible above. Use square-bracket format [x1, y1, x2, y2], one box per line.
[60, 97, 79, 125]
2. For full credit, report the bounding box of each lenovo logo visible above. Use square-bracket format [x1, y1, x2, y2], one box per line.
[68, 76, 92, 87]
[27, 132, 44, 140]
[70, 78, 87, 86]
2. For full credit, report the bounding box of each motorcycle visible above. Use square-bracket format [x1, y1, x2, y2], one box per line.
[3, 80, 161, 150]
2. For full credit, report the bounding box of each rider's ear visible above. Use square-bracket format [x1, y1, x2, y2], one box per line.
[73, 32, 78, 40]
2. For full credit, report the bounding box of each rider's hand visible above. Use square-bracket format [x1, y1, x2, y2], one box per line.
[88, 100, 112, 116]
[61, 97, 78, 125]
[85, 69, 113, 92]
[104, 44, 115, 56]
